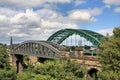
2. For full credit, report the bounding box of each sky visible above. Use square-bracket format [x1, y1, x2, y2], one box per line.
[0, 0, 120, 44]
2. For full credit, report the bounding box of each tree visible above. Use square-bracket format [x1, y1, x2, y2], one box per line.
[98, 27, 120, 79]
[0, 44, 10, 69]
[0, 44, 16, 80]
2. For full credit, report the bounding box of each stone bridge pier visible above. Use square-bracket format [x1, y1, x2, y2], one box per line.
[12, 54, 24, 73]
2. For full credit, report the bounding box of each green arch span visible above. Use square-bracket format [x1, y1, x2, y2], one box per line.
[47, 29, 105, 46]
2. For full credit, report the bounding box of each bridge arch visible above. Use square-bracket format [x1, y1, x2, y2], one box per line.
[47, 29, 104, 46]
[13, 40, 60, 59]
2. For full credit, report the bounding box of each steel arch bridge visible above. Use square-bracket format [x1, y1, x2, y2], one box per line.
[47, 29, 104, 46]
[13, 40, 60, 59]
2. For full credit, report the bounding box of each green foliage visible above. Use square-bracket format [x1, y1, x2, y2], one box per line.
[84, 45, 91, 49]
[0, 44, 10, 69]
[16, 59, 84, 80]
[0, 67, 16, 80]
[22, 55, 33, 70]
[17, 72, 56, 80]
[0, 44, 16, 80]
[98, 27, 120, 79]
[17, 72, 35, 80]
[98, 71, 120, 80]
[34, 60, 84, 80]
[63, 59, 85, 78]
[113, 27, 120, 37]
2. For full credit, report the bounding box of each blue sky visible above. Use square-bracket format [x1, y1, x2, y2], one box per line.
[0, 0, 120, 44]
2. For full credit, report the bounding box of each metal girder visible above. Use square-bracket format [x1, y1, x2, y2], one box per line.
[47, 28, 105, 46]
[13, 40, 60, 59]
[81, 29, 104, 42]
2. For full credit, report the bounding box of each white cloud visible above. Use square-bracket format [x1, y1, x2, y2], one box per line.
[103, 0, 120, 14]
[103, 0, 120, 6]
[68, 8, 102, 22]
[0, 0, 87, 10]
[46, 0, 71, 3]
[0, 14, 10, 27]
[0, 0, 43, 8]
[36, 8, 102, 24]
[97, 28, 113, 36]
[69, 11, 91, 20]
[105, 5, 111, 8]
[73, 0, 85, 6]
[10, 9, 41, 28]
[0, 15, 8, 23]
[0, 7, 20, 16]
[41, 20, 78, 29]
[0, 8, 79, 43]
[0, 0, 71, 9]
[114, 7, 120, 13]
[89, 8, 103, 16]
[36, 9, 61, 20]
[7, 29, 29, 38]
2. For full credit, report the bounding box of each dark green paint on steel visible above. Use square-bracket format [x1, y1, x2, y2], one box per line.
[47, 28, 105, 46]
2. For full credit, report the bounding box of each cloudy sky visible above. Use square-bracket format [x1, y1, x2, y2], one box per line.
[0, 0, 120, 44]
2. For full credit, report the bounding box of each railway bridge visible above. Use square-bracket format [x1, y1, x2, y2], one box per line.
[10, 29, 104, 72]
